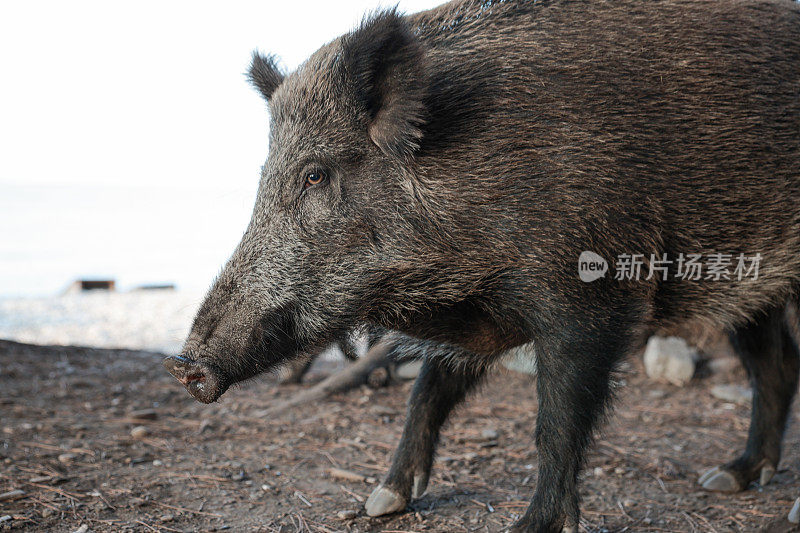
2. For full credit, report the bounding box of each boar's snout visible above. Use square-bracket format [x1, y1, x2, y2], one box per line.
[163, 355, 228, 404]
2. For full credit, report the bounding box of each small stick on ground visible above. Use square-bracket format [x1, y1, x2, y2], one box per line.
[263, 339, 396, 415]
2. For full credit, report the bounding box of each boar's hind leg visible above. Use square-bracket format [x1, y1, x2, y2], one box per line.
[512, 322, 631, 533]
[365, 356, 486, 517]
[699, 303, 800, 493]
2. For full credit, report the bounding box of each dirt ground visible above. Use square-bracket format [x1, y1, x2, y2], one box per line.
[1, 338, 799, 532]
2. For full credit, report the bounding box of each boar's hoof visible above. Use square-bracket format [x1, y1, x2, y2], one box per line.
[759, 463, 776, 486]
[365, 485, 407, 517]
[698, 466, 742, 493]
[411, 473, 429, 499]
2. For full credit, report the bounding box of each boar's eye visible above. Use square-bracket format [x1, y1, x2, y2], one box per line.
[303, 169, 328, 189]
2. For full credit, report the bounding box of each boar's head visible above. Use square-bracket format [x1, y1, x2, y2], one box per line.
[165, 11, 502, 403]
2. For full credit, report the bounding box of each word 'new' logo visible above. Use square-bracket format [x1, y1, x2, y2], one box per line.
[578, 251, 608, 282]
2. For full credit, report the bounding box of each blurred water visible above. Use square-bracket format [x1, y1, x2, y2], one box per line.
[0, 181, 257, 297]
[0, 290, 203, 353]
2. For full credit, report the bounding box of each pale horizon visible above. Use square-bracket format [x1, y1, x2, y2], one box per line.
[0, 0, 441, 296]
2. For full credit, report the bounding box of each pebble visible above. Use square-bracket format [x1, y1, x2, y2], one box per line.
[73, 525, 90, 533]
[643, 336, 699, 386]
[130, 426, 150, 439]
[152, 460, 163, 467]
[789, 497, 800, 524]
[481, 428, 499, 440]
[710, 384, 752, 405]
[159, 514, 174, 522]
[0, 516, 11, 523]
[337, 509, 357, 520]
[58, 453, 77, 464]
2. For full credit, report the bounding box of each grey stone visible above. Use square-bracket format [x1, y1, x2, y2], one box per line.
[789, 498, 800, 524]
[395, 360, 423, 380]
[481, 428, 499, 440]
[707, 357, 739, 374]
[500, 343, 537, 375]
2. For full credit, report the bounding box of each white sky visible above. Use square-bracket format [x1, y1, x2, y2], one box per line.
[0, 0, 441, 296]
[0, 0, 439, 190]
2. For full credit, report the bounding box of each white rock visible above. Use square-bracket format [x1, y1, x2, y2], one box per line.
[395, 360, 423, 380]
[643, 336, 698, 386]
[708, 357, 739, 374]
[710, 384, 752, 405]
[789, 497, 800, 524]
[500, 343, 537, 375]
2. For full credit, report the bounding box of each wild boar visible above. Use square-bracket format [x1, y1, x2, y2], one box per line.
[164, 0, 800, 530]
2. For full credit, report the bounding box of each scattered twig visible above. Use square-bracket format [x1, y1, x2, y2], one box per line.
[0, 489, 25, 502]
[262, 339, 395, 415]
[294, 490, 313, 507]
[328, 468, 366, 483]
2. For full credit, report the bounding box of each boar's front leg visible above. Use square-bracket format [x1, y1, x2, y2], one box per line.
[366, 355, 486, 516]
[512, 321, 632, 533]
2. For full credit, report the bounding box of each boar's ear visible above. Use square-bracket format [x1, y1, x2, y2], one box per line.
[340, 10, 427, 160]
[248, 52, 285, 101]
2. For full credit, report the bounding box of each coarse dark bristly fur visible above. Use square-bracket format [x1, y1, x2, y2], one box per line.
[163, 1, 800, 530]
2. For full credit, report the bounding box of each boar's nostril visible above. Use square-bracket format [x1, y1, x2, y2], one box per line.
[163, 355, 206, 386]
[178, 372, 206, 386]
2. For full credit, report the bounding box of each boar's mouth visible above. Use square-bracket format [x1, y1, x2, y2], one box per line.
[162, 355, 229, 404]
